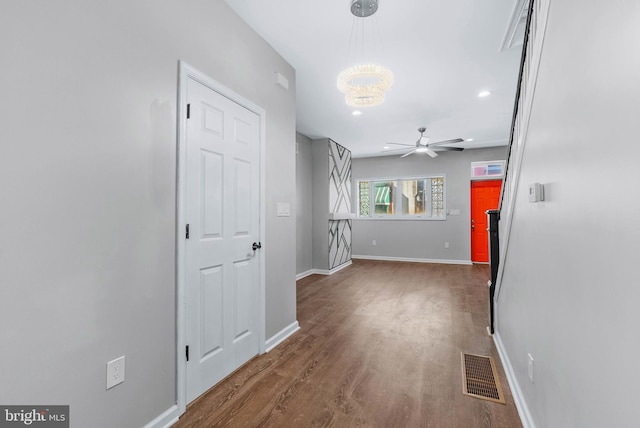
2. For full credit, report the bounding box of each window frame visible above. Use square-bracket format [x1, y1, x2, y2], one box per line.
[355, 174, 447, 221]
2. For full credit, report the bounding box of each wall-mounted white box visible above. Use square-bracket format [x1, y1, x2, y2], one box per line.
[274, 72, 289, 90]
[529, 183, 544, 202]
[277, 202, 290, 217]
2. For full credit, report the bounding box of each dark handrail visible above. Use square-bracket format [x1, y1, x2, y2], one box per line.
[490, 0, 536, 334]
[498, 0, 536, 211]
[487, 209, 500, 334]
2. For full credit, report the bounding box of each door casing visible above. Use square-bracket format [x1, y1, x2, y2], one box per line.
[175, 61, 266, 414]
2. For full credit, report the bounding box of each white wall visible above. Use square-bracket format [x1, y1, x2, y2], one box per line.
[496, 1, 640, 427]
[352, 147, 507, 262]
[0, 1, 296, 427]
[296, 133, 313, 276]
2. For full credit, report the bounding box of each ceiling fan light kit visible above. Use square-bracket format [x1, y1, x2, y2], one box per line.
[337, 0, 393, 108]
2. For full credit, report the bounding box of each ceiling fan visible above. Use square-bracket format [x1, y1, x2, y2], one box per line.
[386, 127, 464, 158]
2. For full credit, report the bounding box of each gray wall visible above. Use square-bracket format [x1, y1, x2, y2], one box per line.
[0, 1, 296, 427]
[296, 133, 313, 275]
[352, 147, 507, 262]
[496, 1, 640, 427]
[311, 139, 330, 270]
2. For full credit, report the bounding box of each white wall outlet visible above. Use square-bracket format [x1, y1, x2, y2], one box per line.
[527, 353, 534, 383]
[372, 240, 376, 246]
[106, 356, 125, 390]
[444, 242, 450, 249]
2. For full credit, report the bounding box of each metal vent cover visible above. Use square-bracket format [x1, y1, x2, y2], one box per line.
[461, 353, 505, 404]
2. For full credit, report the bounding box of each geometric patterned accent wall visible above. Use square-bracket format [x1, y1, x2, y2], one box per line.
[329, 139, 352, 213]
[328, 139, 352, 269]
[329, 219, 352, 269]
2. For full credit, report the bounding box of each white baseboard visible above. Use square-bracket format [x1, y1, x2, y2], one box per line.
[265, 320, 300, 353]
[314, 260, 353, 276]
[143, 404, 180, 428]
[352, 255, 472, 265]
[147, 323, 301, 428]
[296, 260, 353, 279]
[493, 332, 535, 428]
[296, 269, 315, 280]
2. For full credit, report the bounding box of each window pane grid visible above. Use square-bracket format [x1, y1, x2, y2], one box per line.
[431, 177, 444, 217]
[358, 181, 370, 216]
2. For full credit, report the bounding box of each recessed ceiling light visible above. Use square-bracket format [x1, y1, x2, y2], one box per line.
[352, 110, 363, 116]
[466, 138, 474, 142]
[383, 146, 390, 149]
[478, 90, 491, 98]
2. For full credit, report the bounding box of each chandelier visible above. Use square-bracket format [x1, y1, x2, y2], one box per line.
[337, 0, 393, 108]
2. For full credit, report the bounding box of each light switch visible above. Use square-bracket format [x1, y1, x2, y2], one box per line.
[277, 202, 290, 217]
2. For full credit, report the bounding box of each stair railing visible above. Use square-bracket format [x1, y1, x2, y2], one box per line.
[493, 0, 551, 303]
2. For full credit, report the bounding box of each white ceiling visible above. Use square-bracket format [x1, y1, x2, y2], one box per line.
[224, 0, 525, 158]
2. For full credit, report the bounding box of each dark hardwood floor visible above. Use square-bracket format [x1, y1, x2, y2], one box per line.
[174, 260, 522, 427]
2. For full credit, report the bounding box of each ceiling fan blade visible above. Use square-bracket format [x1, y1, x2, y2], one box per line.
[387, 142, 415, 147]
[400, 149, 416, 158]
[426, 148, 438, 158]
[429, 138, 464, 146]
[434, 146, 464, 152]
[382, 147, 414, 153]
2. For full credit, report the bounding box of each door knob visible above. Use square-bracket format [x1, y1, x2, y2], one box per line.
[252, 242, 262, 251]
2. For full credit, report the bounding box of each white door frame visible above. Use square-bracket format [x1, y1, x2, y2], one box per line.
[175, 60, 266, 414]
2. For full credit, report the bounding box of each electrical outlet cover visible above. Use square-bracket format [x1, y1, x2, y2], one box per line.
[106, 356, 125, 389]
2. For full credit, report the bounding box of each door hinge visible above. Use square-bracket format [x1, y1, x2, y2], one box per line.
[186, 103, 191, 119]
[186, 345, 189, 362]
[186, 224, 190, 239]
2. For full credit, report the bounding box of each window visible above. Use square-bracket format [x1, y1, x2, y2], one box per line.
[358, 181, 371, 216]
[374, 181, 396, 214]
[470, 160, 505, 179]
[401, 179, 425, 215]
[356, 176, 446, 220]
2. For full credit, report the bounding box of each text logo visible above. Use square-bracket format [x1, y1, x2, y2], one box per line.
[0, 406, 68, 428]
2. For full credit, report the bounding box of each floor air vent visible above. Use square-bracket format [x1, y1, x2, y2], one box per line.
[461, 353, 505, 404]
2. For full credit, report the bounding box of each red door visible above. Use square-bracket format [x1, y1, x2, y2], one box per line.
[471, 180, 502, 263]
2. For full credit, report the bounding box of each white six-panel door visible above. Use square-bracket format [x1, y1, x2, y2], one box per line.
[184, 76, 261, 403]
